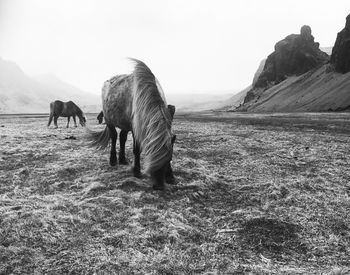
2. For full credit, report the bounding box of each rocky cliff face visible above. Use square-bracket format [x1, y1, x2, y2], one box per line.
[330, 14, 350, 73]
[254, 25, 329, 89]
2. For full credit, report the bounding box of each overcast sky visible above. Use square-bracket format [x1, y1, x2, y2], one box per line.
[0, 0, 349, 95]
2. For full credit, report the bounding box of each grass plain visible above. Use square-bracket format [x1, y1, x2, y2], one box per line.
[1, 112, 350, 274]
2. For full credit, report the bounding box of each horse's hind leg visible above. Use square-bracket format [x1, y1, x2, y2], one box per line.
[48, 114, 53, 127]
[132, 134, 141, 178]
[108, 125, 118, 166]
[66, 116, 70, 128]
[119, 130, 128, 165]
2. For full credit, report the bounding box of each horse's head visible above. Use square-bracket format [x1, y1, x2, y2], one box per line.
[80, 116, 86, 127]
[150, 133, 176, 190]
[150, 106, 177, 189]
[97, 111, 104, 124]
[163, 134, 177, 184]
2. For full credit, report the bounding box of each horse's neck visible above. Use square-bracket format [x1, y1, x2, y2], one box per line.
[77, 112, 83, 120]
[75, 107, 82, 117]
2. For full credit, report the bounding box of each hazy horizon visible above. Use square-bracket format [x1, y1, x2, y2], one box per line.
[0, 0, 349, 95]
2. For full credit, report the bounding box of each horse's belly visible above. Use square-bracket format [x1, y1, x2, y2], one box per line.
[102, 77, 133, 131]
[105, 108, 132, 130]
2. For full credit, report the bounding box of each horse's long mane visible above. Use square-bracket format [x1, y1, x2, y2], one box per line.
[130, 58, 172, 173]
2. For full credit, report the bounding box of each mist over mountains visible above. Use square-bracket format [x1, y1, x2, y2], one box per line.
[0, 57, 100, 114]
[1, 13, 350, 114]
[0, 56, 236, 114]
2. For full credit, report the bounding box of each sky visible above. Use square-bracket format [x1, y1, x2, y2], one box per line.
[0, 0, 349, 95]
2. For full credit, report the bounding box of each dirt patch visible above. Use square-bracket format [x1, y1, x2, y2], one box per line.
[238, 217, 307, 258]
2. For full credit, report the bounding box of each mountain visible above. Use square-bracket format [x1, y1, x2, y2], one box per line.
[0, 57, 236, 114]
[233, 14, 350, 112]
[218, 58, 266, 111]
[236, 66, 350, 112]
[254, 25, 329, 89]
[0, 57, 100, 114]
[225, 86, 252, 111]
[330, 14, 350, 74]
[34, 74, 100, 113]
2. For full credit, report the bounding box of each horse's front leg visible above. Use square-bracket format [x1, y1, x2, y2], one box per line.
[66, 116, 70, 128]
[119, 130, 128, 165]
[108, 125, 118, 166]
[73, 115, 77, 127]
[132, 136, 141, 178]
[151, 166, 166, 190]
[54, 116, 58, 128]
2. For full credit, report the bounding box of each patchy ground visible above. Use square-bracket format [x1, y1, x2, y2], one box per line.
[1, 112, 350, 274]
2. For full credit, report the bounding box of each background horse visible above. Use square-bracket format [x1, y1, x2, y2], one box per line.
[95, 105, 176, 184]
[90, 59, 175, 190]
[97, 111, 104, 124]
[48, 100, 86, 128]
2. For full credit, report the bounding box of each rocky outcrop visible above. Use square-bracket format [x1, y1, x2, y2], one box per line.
[232, 14, 350, 113]
[254, 25, 329, 89]
[237, 65, 350, 112]
[330, 14, 350, 73]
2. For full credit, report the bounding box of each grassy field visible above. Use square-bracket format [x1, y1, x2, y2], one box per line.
[1, 112, 350, 274]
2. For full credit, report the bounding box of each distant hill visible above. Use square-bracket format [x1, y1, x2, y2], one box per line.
[224, 86, 252, 111]
[0, 57, 100, 114]
[218, 59, 266, 111]
[166, 91, 235, 113]
[0, 57, 238, 114]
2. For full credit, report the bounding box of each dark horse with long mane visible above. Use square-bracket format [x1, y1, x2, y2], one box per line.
[48, 100, 86, 128]
[95, 105, 176, 185]
[90, 59, 175, 190]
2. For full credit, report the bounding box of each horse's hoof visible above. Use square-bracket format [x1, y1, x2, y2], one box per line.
[152, 184, 165, 191]
[119, 159, 129, 165]
[133, 172, 142, 178]
[110, 160, 117, 166]
[133, 168, 142, 178]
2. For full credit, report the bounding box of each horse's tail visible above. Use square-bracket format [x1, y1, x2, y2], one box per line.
[87, 126, 110, 150]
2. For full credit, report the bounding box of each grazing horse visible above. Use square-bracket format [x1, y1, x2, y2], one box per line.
[48, 100, 86, 128]
[90, 59, 175, 190]
[95, 105, 176, 184]
[97, 111, 104, 124]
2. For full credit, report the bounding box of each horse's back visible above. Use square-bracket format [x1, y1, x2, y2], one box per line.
[102, 74, 133, 131]
[50, 100, 64, 116]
